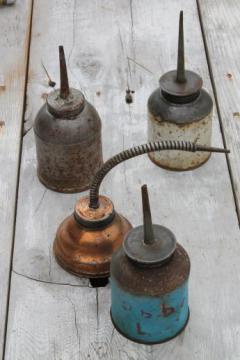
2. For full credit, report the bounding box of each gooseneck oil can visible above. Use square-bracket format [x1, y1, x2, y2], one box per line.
[110, 185, 190, 344]
[148, 11, 213, 170]
[34, 46, 103, 193]
[54, 140, 228, 279]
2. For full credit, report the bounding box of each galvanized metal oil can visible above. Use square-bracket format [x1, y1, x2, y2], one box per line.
[34, 46, 103, 193]
[148, 11, 213, 170]
[54, 140, 228, 279]
[110, 185, 190, 344]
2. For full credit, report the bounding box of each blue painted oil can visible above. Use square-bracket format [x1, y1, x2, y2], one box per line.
[110, 184, 190, 344]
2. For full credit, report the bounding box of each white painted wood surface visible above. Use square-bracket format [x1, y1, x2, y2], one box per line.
[4, 0, 240, 359]
[198, 0, 240, 218]
[0, 0, 32, 358]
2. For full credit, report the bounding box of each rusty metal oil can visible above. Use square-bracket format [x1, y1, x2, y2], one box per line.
[148, 11, 213, 171]
[110, 185, 190, 344]
[34, 46, 103, 193]
[54, 140, 228, 279]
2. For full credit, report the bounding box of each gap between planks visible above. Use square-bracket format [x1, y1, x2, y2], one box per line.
[196, 0, 240, 224]
[2, 1, 35, 359]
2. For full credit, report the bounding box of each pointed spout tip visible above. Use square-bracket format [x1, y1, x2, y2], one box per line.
[176, 10, 186, 83]
[59, 45, 70, 99]
[141, 184, 155, 245]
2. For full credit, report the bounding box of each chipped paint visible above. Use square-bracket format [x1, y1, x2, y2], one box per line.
[148, 112, 212, 170]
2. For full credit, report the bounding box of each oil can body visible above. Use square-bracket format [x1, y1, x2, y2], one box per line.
[147, 88, 213, 170]
[110, 244, 190, 344]
[54, 195, 133, 278]
[34, 98, 103, 193]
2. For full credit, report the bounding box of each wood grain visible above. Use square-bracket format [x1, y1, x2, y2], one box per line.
[6, 0, 240, 358]
[0, 0, 32, 357]
[197, 0, 240, 219]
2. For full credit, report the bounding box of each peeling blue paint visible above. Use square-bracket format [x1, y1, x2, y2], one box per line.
[110, 278, 189, 344]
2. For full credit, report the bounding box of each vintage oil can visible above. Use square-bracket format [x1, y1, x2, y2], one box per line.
[54, 140, 228, 279]
[34, 46, 103, 193]
[110, 184, 190, 343]
[148, 11, 213, 170]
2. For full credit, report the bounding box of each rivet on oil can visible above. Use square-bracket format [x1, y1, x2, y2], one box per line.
[147, 11, 213, 170]
[34, 46, 103, 193]
[110, 184, 190, 344]
[54, 140, 229, 279]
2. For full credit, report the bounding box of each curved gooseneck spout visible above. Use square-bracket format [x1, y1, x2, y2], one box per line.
[89, 140, 229, 209]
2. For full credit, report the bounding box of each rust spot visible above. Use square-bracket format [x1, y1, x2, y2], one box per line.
[96, 91, 101, 96]
[141, 310, 152, 318]
[226, 73, 233, 80]
[193, 136, 200, 144]
[161, 303, 175, 317]
[136, 323, 147, 335]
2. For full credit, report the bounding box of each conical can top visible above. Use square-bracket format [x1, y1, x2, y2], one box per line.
[123, 185, 176, 267]
[159, 11, 203, 100]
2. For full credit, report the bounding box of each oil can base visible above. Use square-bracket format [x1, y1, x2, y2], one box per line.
[37, 172, 90, 193]
[110, 308, 190, 345]
[53, 250, 111, 279]
[148, 152, 211, 171]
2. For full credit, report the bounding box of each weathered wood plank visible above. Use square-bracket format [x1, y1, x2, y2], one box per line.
[5, 274, 98, 360]
[6, 0, 240, 358]
[0, 0, 32, 357]
[197, 0, 240, 218]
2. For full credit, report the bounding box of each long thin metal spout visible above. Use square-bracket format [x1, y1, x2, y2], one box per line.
[141, 184, 155, 245]
[176, 10, 186, 83]
[59, 46, 70, 99]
